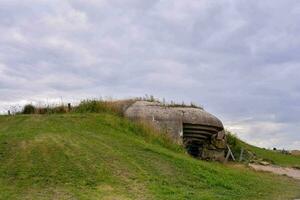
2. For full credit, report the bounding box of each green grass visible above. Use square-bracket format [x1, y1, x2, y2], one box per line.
[227, 133, 300, 168]
[242, 141, 300, 167]
[0, 114, 299, 200]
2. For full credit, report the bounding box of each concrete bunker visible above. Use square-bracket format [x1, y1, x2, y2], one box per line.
[124, 101, 226, 161]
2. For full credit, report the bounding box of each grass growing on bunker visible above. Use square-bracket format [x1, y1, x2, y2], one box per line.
[0, 114, 299, 200]
[16, 96, 203, 116]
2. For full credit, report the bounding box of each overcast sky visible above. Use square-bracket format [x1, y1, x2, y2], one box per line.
[0, 0, 299, 149]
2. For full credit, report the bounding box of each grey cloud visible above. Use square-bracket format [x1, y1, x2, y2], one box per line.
[0, 0, 299, 149]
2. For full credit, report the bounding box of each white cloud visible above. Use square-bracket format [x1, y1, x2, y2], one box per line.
[226, 119, 300, 150]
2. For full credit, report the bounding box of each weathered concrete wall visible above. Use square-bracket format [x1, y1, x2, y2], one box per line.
[124, 101, 226, 161]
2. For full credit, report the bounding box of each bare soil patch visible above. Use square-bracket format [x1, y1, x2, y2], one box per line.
[249, 164, 300, 180]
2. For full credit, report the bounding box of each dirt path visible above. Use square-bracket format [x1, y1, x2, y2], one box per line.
[249, 164, 300, 180]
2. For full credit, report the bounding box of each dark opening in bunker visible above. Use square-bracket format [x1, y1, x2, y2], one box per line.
[182, 123, 219, 158]
[185, 142, 202, 157]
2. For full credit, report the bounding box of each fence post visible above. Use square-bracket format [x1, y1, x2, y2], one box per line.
[68, 103, 71, 112]
[225, 145, 235, 163]
[239, 148, 244, 162]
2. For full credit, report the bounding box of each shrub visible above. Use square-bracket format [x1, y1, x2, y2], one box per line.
[22, 104, 36, 114]
[226, 132, 242, 155]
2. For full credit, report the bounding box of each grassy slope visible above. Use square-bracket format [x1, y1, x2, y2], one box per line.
[246, 144, 300, 167]
[230, 136, 300, 168]
[0, 114, 299, 200]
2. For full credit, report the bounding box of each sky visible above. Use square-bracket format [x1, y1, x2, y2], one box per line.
[0, 0, 299, 149]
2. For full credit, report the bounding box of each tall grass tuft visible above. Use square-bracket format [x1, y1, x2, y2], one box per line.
[73, 99, 136, 116]
[17, 99, 136, 116]
[128, 119, 184, 152]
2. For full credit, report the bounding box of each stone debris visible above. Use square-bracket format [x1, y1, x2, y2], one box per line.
[259, 161, 271, 166]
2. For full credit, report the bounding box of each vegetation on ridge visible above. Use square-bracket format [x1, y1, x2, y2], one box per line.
[14, 96, 203, 116]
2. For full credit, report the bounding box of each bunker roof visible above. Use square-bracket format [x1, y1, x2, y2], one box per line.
[125, 101, 224, 129]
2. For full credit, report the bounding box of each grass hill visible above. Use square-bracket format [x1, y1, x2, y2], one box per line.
[0, 113, 299, 200]
[227, 133, 300, 168]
